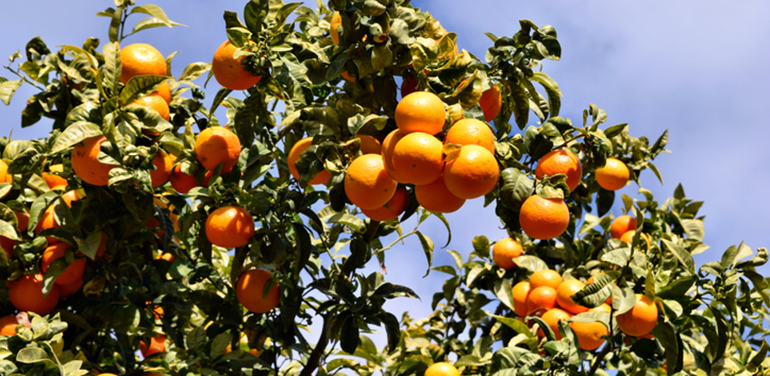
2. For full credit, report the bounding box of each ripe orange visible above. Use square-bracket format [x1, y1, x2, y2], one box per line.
[526, 286, 558, 315]
[535, 149, 583, 193]
[357, 135, 382, 155]
[131, 93, 170, 121]
[205, 206, 255, 248]
[425, 362, 460, 376]
[538, 307, 572, 339]
[42, 165, 68, 189]
[287, 138, 332, 185]
[212, 40, 262, 90]
[150, 150, 172, 187]
[414, 174, 466, 213]
[120, 43, 166, 84]
[555, 279, 589, 314]
[361, 186, 408, 221]
[344, 154, 398, 210]
[444, 118, 495, 154]
[72, 135, 116, 186]
[330, 11, 342, 45]
[0, 160, 11, 184]
[478, 84, 502, 122]
[616, 294, 658, 337]
[381, 129, 409, 183]
[491, 237, 522, 270]
[512, 281, 532, 317]
[530, 269, 562, 290]
[35, 205, 61, 244]
[519, 195, 570, 240]
[443, 144, 499, 199]
[595, 157, 630, 191]
[157, 252, 176, 263]
[391, 132, 444, 185]
[58, 277, 83, 298]
[195, 126, 241, 173]
[140, 335, 166, 358]
[0, 315, 18, 336]
[610, 215, 637, 239]
[8, 274, 60, 315]
[170, 164, 199, 193]
[620, 230, 651, 249]
[394, 91, 446, 135]
[60, 189, 82, 207]
[157, 81, 172, 104]
[41, 243, 86, 286]
[570, 303, 611, 350]
[236, 269, 280, 313]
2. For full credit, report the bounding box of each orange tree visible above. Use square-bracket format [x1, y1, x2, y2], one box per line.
[0, 1, 768, 376]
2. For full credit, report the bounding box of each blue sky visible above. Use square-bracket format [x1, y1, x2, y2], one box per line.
[1, 0, 769, 355]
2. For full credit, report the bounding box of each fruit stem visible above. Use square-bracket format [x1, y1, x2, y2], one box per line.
[587, 340, 611, 376]
[554, 133, 585, 150]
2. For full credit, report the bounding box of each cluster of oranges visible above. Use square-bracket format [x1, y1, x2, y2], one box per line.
[610, 214, 651, 247]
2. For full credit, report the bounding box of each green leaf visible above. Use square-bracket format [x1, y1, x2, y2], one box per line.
[610, 285, 636, 315]
[601, 247, 631, 267]
[530, 72, 561, 118]
[494, 278, 515, 311]
[244, 0, 269, 35]
[488, 312, 534, 337]
[446, 249, 463, 272]
[120, 74, 169, 104]
[131, 5, 182, 27]
[512, 255, 548, 273]
[681, 219, 704, 241]
[661, 239, 695, 273]
[416, 231, 434, 277]
[186, 326, 207, 352]
[179, 62, 211, 82]
[656, 274, 695, 299]
[102, 42, 121, 95]
[211, 332, 231, 358]
[340, 315, 360, 354]
[383, 312, 400, 353]
[0, 220, 18, 241]
[51, 122, 102, 154]
[498, 168, 535, 208]
[327, 212, 364, 233]
[16, 347, 50, 363]
[0, 79, 22, 105]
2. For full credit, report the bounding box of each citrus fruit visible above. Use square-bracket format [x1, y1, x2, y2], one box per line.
[556, 279, 589, 314]
[120, 43, 166, 84]
[140, 335, 166, 358]
[212, 40, 262, 90]
[205, 206, 255, 248]
[287, 137, 332, 185]
[157, 81, 171, 104]
[425, 362, 460, 376]
[492, 237, 522, 270]
[195, 126, 241, 173]
[42, 167, 68, 190]
[443, 144, 499, 199]
[444, 118, 495, 154]
[535, 149, 583, 193]
[35, 205, 61, 244]
[150, 150, 172, 187]
[512, 281, 532, 317]
[538, 307, 572, 339]
[570, 303, 611, 350]
[58, 277, 83, 298]
[391, 132, 444, 185]
[72, 135, 116, 186]
[394, 91, 446, 135]
[341, 71, 355, 82]
[595, 157, 630, 191]
[41, 243, 86, 286]
[519, 195, 570, 240]
[170, 164, 199, 194]
[526, 286, 558, 315]
[330, 11, 342, 45]
[130, 93, 170, 121]
[361, 186, 408, 222]
[610, 215, 637, 239]
[0, 315, 18, 336]
[344, 154, 397, 210]
[381, 129, 409, 183]
[8, 274, 60, 315]
[415, 174, 466, 213]
[616, 294, 658, 337]
[479, 84, 502, 122]
[236, 269, 280, 313]
[530, 269, 562, 290]
[620, 230, 651, 249]
[357, 135, 382, 155]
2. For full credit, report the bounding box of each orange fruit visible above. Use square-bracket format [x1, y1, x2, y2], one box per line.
[512, 281, 532, 317]
[170, 164, 200, 194]
[344, 154, 397, 210]
[570, 303, 611, 350]
[157, 252, 176, 262]
[330, 11, 342, 45]
[444, 118, 495, 154]
[35, 205, 61, 244]
[361, 186, 408, 222]
[212, 40, 262, 90]
[41, 243, 87, 286]
[519, 195, 570, 240]
[479, 84, 502, 122]
[157, 81, 171, 104]
[72, 136, 116, 186]
[424, 362, 460, 376]
[391, 132, 444, 185]
[616, 294, 658, 337]
[538, 307, 572, 339]
[60, 190, 82, 207]
[357, 135, 382, 155]
[491, 237, 522, 270]
[526, 286, 558, 315]
[120, 43, 166, 84]
[0, 160, 11, 184]
[205, 206, 255, 248]
[414, 174, 465, 213]
[0, 315, 18, 336]
[620, 230, 651, 249]
[443, 144, 499, 199]
[595, 157, 630, 191]
[195, 126, 241, 173]
[530, 269, 562, 290]
[535, 149, 583, 193]
[394, 91, 446, 135]
[380, 129, 409, 183]
[59, 277, 83, 298]
[341, 71, 355, 82]
[42, 168, 68, 190]
[149, 150, 172, 187]
[8, 274, 60, 315]
[236, 269, 280, 313]
[131, 93, 170, 121]
[610, 215, 637, 239]
[287, 138, 332, 185]
[140, 335, 166, 358]
[555, 279, 589, 314]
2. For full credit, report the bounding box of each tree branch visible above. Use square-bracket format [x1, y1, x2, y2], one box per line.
[299, 315, 330, 376]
